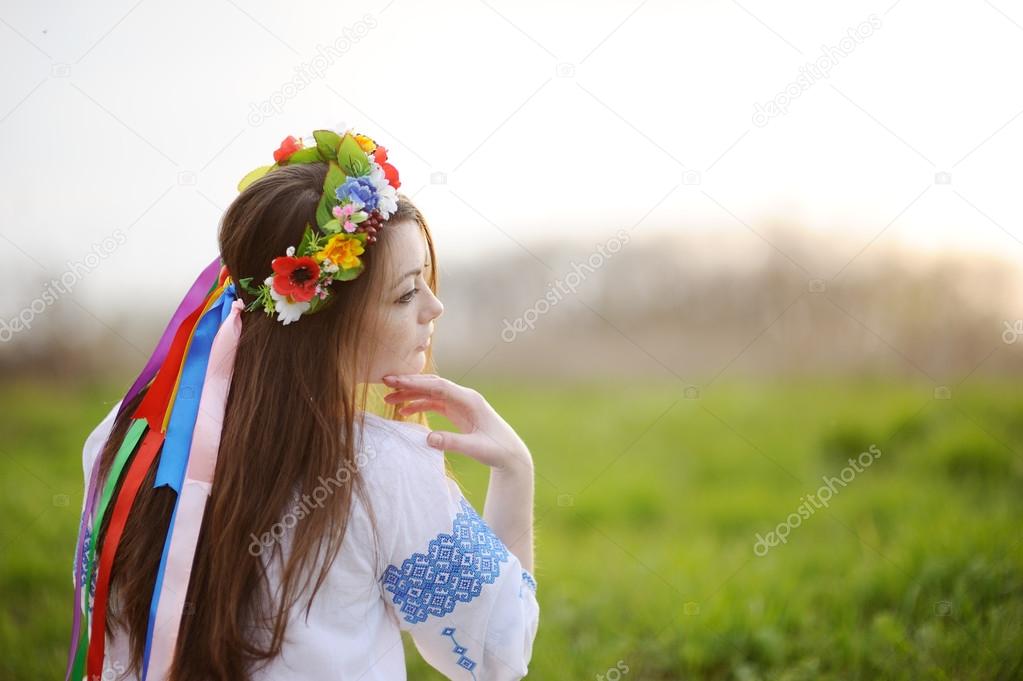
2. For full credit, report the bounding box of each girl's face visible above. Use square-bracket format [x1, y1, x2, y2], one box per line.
[360, 220, 444, 382]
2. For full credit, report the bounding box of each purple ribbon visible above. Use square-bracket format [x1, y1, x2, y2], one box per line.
[117, 257, 223, 421]
[65, 255, 221, 681]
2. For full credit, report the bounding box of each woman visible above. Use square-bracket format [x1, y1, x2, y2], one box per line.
[67, 130, 539, 680]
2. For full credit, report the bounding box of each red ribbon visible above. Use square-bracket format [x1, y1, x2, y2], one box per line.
[87, 427, 166, 678]
[87, 278, 228, 675]
[133, 295, 209, 429]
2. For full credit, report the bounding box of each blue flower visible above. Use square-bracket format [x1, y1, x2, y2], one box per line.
[335, 176, 379, 212]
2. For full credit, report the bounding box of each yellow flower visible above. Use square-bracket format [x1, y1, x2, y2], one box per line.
[316, 234, 365, 270]
[354, 134, 377, 154]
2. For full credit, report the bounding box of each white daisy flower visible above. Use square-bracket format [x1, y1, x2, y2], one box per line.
[264, 275, 310, 325]
[368, 162, 399, 219]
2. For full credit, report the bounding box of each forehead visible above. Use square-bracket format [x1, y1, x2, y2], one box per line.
[389, 219, 428, 266]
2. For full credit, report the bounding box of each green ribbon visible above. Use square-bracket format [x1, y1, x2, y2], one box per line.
[71, 418, 148, 681]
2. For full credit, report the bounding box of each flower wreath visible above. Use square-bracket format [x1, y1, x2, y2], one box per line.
[234, 129, 402, 325]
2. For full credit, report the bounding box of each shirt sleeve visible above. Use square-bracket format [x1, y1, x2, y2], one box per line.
[368, 423, 540, 681]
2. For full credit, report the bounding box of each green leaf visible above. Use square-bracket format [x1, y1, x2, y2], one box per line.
[244, 282, 275, 316]
[313, 130, 341, 160]
[316, 161, 347, 228]
[316, 194, 333, 229]
[296, 225, 329, 257]
[237, 276, 260, 297]
[336, 133, 370, 176]
[335, 263, 365, 281]
[297, 225, 316, 256]
[323, 161, 346, 199]
[321, 218, 342, 235]
[260, 284, 276, 316]
[286, 147, 321, 164]
[237, 165, 274, 192]
[307, 296, 328, 314]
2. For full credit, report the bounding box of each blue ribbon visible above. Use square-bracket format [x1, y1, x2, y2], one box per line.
[154, 283, 236, 491]
[142, 283, 236, 678]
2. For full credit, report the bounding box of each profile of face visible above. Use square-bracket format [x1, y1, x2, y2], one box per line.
[359, 220, 444, 383]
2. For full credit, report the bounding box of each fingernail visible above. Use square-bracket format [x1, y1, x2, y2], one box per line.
[383, 375, 396, 383]
[427, 432, 442, 448]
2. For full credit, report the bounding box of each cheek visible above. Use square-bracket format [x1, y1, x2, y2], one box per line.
[378, 307, 418, 349]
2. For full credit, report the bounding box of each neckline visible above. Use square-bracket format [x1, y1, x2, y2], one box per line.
[357, 409, 432, 434]
[356, 410, 439, 456]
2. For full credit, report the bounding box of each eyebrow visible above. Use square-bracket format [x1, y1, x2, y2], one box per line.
[393, 262, 430, 289]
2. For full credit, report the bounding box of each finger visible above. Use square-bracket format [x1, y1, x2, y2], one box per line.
[383, 390, 448, 407]
[383, 374, 454, 400]
[397, 399, 447, 416]
[383, 389, 428, 403]
[424, 428, 475, 453]
[386, 386, 447, 403]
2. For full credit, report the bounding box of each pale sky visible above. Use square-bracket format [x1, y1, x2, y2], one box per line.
[1, 0, 1022, 316]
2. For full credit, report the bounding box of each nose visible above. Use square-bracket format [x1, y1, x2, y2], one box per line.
[423, 286, 443, 322]
[429, 292, 443, 321]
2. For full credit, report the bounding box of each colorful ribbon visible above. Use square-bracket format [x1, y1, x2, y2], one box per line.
[84, 281, 216, 679]
[69, 419, 149, 679]
[117, 258, 223, 421]
[142, 283, 235, 677]
[144, 298, 244, 680]
[155, 282, 232, 490]
[66, 258, 221, 681]
[85, 426, 167, 679]
[67, 263, 242, 681]
[89, 281, 235, 680]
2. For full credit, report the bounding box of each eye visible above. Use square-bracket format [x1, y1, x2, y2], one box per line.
[398, 287, 420, 304]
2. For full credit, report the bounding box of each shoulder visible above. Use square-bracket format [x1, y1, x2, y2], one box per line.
[354, 411, 447, 486]
[353, 411, 461, 517]
[83, 399, 123, 474]
[87, 399, 122, 448]
[356, 411, 439, 464]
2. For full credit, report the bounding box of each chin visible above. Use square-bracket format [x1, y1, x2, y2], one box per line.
[411, 353, 427, 373]
[376, 353, 426, 381]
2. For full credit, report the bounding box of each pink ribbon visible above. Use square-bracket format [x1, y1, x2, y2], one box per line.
[66, 258, 220, 681]
[144, 299, 244, 680]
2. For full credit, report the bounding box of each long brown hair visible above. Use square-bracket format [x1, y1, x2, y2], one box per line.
[92, 162, 439, 679]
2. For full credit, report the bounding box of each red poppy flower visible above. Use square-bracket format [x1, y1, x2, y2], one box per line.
[271, 255, 320, 302]
[273, 135, 304, 163]
[373, 145, 401, 189]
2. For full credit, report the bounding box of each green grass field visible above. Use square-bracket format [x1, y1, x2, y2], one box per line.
[1, 377, 1021, 680]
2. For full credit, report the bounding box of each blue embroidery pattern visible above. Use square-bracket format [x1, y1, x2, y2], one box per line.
[381, 498, 509, 624]
[79, 527, 92, 582]
[441, 626, 478, 679]
[519, 570, 537, 598]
